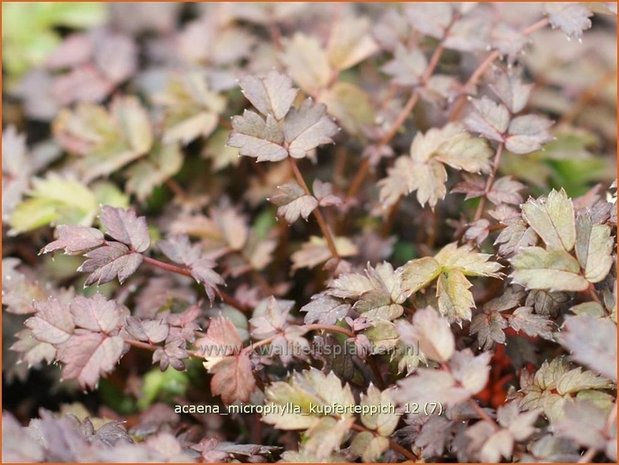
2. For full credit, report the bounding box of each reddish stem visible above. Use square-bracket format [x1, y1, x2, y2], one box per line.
[346, 20, 453, 202]
[448, 17, 549, 121]
[289, 157, 340, 260]
[141, 255, 250, 312]
[303, 323, 354, 338]
[587, 283, 603, 306]
[472, 142, 505, 223]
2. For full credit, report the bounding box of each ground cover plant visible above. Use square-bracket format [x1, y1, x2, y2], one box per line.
[2, 2, 617, 463]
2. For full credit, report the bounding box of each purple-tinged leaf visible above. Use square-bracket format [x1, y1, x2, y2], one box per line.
[79, 242, 143, 285]
[269, 182, 318, 223]
[209, 353, 256, 404]
[152, 341, 188, 372]
[197, 316, 243, 362]
[381, 44, 427, 87]
[395, 369, 470, 407]
[449, 349, 492, 394]
[560, 315, 616, 381]
[2, 258, 48, 315]
[100, 206, 150, 252]
[283, 99, 338, 159]
[41, 225, 104, 255]
[228, 110, 287, 162]
[125, 317, 169, 344]
[249, 297, 295, 340]
[10, 329, 57, 367]
[70, 294, 123, 334]
[158, 235, 224, 302]
[463, 219, 490, 246]
[487, 176, 526, 206]
[25, 297, 75, 345]
[58, 331, 125, 389]
[312, 179, 342, 207]
[3, 412, 45, 462]
[545, 3, 593, 39]
[471, 309, 508, 349]
[464, 96, 510, 143]
[505, 114, 554, 154]
[404, 3, 453, 39]
[301, 293, 351, 325]
[554, 400, 610, 451]
[489, 69, 532, 114]
[508, 306, 555, 339]
[495, 219, 538, 257]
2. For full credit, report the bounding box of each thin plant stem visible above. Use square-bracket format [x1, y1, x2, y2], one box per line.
[289, 157, 340, 260]
[125, 338, 202, 358]
[141, 255, 250, 312]
[302, 323, 354, 338]
[472, 142, 505, 222]
[449, 17, 549, 121]
[346, 20, 453, 201]
[468, 398, 498, 429]
[587, 283, 603, 306]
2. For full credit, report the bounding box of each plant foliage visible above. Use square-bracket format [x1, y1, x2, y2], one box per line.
[2, 2, 617, 463]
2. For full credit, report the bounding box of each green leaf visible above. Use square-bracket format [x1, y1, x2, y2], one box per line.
[434, 242, 502, 277]
[511, 247, 589, 292]
[436, 270, 475, 321]
[400, 257, 441, 295]
[54, 97, 154, 182]
[363, 321, 399, 354]
[521, 357, 612, 422]
[434, 127, 493, 173]
[10, 175, 97, 234]
[354, 291, 403, 323]
[379, 123, 492, 208]
[202, 128, 240, 171]
[326, 15, 378, 71]
[138, 367, 189, 410]
[263, 368, 355, 430]
[281, 33, 331, 94]
[320, 81, 374, 135]
[2, 3, 106, 79]
[153, 72, 225, 145]
[521, 189, 576, 252]
[126, 143, 183, 202]
[92, 182, 130, 209]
